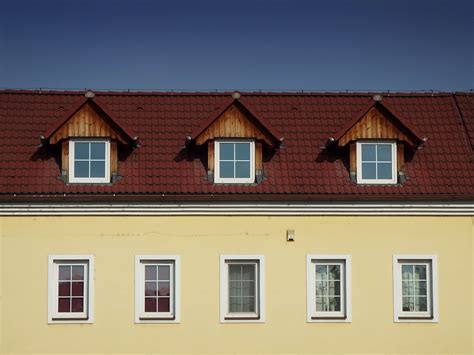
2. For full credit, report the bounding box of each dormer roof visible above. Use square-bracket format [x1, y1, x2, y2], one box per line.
[43, 94, 137, 145]
[331, 97, 425, 147]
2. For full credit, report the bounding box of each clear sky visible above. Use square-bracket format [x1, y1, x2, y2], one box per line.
[0, 0, 472, 91]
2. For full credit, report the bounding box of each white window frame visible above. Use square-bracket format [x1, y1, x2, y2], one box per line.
[220, 255, 265, 323]
[69, 139, 110, 183]
[393, 254, 438, 323]
[48, 254, 94, 324]
[306, 254, 351, 323]
[356, 140, 397, 184]
[135, 255, 180, 324]
[214, 140, 255, 184]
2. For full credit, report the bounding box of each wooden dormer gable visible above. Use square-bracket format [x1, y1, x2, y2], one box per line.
[188, 93, 283, 183]
[43, 93, 137, 183]
[330, 96, 426, 183]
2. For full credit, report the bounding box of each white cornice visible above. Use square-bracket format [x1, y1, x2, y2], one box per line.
[0, 202, 472, 216]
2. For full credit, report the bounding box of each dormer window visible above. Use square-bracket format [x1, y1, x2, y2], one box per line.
[214, 140, 255, 183]
[69, 139, 110, 183]
[356, 141, 396, 184]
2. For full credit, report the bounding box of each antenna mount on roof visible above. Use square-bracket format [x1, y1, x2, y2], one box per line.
[373, 93, 383, 102]
[84, 90, 95, 98]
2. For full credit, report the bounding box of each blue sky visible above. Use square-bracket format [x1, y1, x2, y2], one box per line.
[0, 0, 472, 91]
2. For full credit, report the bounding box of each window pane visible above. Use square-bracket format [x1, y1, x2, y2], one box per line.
[377, 162, 392, 180]
[58, 265, 71, 281]
[362, 163, 376, 179]
[145, 282, 157, 296]
[328, 281, 340, 296]
[71, 282, 84, 296]
[220, 162, 234, 178]
[415, 265, 427, 280]
[229, 265, 240, 281]
[361, 144, 376, 161]
[402, 265, 413, 280]
[75, 143, 89, 160]
[316, 280, 327, 297]
[402, 296, 414, 311]
[158, 297, 170, 312]
[145, 297, 157, 312]
[241, 265, 255, 281]
[235, 162, 250, 178]
[74, 161, 89, 178]
[328, 265, 340, 280]
[415, 296, 427, 312]
[145, 265, 157, 280]
[90, 142, 106, 159]
[158, 282, 170, 296]
[402, 281, 414, 296]
[90, 161, 105, 178]
[329, 297, 341, 311]
[315, 296, 324, 312]
[71, 297, 84, 312]
[241, 281, 255, 297]
[58, 298, 70, 312]
[229, 297, 241, 312]
[316, 265, 327, 280]
[377, 144, 392, 161]
[58, 282, 70, 296]
[415, 281, 427, 296]
[242, 296, 255, 312]
[158, 265, 170, 281]
[220, 143, 234, 160]
[229, 281, 240, 297]
[235, 143, 250, 160]
[71, 265, 84, 280]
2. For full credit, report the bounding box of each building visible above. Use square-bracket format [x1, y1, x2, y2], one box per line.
[0, 89, 473, 354]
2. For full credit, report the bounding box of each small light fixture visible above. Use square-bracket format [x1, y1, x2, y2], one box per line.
[287, 229, 295, 242]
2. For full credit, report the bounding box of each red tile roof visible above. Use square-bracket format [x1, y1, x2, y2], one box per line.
[0, 90, 473, 201]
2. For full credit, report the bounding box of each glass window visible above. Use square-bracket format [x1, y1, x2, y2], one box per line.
[135, 256, 180, 323]
[69, 140, 109, 183]
[307, 255, 351, 322]
[220, 255, 265, 323]
[393, 255, 438, 322]
[357, 141, 396, 184]
[48, 255, 93, 323]
[215, 141, 255, 183]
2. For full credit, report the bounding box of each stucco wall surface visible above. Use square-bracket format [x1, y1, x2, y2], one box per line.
[0, 216, 472, 354]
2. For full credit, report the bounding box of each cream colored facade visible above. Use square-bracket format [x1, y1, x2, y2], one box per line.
[0, 215, 473, 354]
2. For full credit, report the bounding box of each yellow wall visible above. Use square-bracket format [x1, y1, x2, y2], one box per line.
[1, 216, 473, 355]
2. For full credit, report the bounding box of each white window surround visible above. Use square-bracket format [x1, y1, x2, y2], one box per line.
[356, 140, 397, 184]
[69, 139, 110, 183]
[220, 255, 265, 323]
[306, 254, 352, 323]
[135, 255, 181, 324]
[214, 140, 255, 184]
[47, 254, 94, 324]
[393, 254, 438, 323]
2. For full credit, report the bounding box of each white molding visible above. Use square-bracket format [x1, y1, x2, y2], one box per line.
[2, 202, 473, 216]
[357, 140, 397, 184]
[214, 140, 255, 184]
[220, 255, 265, 323]
[306, 254, 352, 323]
[392, 254, 438, 323]
[47, 254, 94, 324]
[134, 255, 181, 324]
[69, 139, 110, 183]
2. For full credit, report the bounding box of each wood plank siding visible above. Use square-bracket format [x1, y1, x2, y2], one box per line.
[338, 107, 415, 147]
